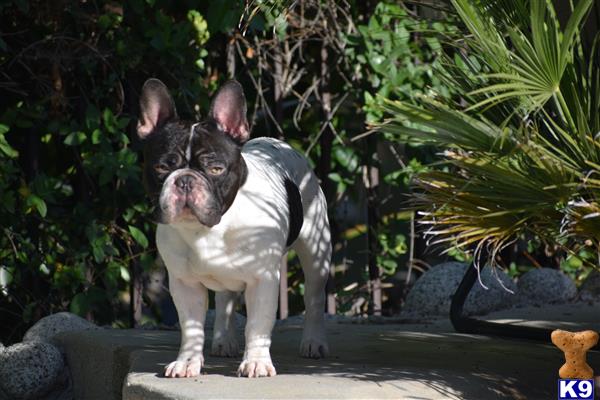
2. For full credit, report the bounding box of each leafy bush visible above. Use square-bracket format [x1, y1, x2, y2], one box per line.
[0, 0, 227, 340]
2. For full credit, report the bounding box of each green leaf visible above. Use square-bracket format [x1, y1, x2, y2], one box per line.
[128, 225, 149, 249]
[0, 124, 18, 158]
[98, 14, 112, 30]
[27, 195, 47, 217]
[187, 10, 210, 45]
[560, 0, 593, 65]
[120, 266, 131, 282]
[91, 129, 102, 144]
[102, 109, 119, 133]
[64, 131, 87, 146]
[1, 192, 16, 213]
[69, 292, 88, 316]
[328, 172, 343, 183]
[69, 287, 110, 320]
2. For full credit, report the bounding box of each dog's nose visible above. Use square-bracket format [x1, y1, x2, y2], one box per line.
[175, 175, 194, 193]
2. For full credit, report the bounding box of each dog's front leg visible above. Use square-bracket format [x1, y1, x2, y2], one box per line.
[164, 277, 208, 378]
[237, 278, 279, 377]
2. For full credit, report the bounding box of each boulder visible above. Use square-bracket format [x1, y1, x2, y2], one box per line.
[579, 270, 600, 301]
[516, 268, 577, 305]
[403, 261, 516, 317]
[0, 342, 64, 399]
[23, 312, 98, 346]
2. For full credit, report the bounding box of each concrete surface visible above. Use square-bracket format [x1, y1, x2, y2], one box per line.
[55, 302, 600, 400]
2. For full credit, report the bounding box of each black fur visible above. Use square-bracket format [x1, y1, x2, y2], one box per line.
[142, 120, 248, 224]
[284, 178, 303, 247]
[138, 78, 249, 225]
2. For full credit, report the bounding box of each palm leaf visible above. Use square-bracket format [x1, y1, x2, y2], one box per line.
[378, 0, 600, 268]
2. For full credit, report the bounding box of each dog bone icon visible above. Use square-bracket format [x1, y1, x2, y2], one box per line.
[551, 329, 599, 379]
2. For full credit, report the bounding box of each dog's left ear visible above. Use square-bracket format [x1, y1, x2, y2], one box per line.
[209, 80, 250, 144]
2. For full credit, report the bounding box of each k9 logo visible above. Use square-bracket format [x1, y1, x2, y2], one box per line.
[558, 379, 595, 400]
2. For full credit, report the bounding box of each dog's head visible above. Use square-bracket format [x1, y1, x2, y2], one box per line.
[137, 79, 249, 227]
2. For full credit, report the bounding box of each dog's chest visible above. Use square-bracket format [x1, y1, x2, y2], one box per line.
[182, 229, 262, 291]
[157, 187, 288, 292]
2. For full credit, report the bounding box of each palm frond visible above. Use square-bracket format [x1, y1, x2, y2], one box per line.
[378, 0, 600, 267]
[561, 200, 600, 241]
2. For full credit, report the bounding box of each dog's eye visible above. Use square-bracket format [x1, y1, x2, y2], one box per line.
[165, 153, 182, 168]
[154, 153, 183, 176]
[208, 166, 225, 175]
[154, 163, 170, 175]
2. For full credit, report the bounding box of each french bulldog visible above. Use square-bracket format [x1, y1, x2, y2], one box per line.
[136, 78, 331, 378]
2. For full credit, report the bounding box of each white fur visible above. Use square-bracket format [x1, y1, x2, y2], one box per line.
[158, 137, 331, 378]
[185, 123, 200, 162]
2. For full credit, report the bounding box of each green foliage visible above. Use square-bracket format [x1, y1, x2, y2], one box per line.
[345, 2, 459, 277]
[346, 2, 457, 123]
[380, 0, 600, 273]
[377, 230, 407, 275]
[0, 0, 232, 336]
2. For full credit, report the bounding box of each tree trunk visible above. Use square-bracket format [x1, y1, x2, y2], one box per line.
[227, 36, 236, 79]
[365, 135, 381, 316]
[318, 41, 337, 315]
[130, 260, 143, 327]
[273, 39, 289, 320]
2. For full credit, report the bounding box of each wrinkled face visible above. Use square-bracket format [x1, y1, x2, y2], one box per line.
[143, 120, 247, 226]
[137, 79, 250, 227]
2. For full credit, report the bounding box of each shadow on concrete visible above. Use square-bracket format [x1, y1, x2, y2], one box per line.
[59, 317, 600, 399]
[136, 325, 569, 399]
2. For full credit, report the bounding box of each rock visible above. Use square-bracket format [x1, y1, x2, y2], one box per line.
[23, 312, 98, 345]
[580, 270, 600, 301]
[139, 321, 159, 330]
[517, 268, 577, 305]
[403, 262, 516, 317]
[0, 342, 64, 399]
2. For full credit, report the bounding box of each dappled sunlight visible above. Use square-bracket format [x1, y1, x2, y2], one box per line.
[486, 318, 594, 329]
[274, 359, 530, 399]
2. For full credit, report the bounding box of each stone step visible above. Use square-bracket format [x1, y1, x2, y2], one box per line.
[53, 303, 600, 400]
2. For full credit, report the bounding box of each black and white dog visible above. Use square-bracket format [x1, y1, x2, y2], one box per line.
[136, 79, 331, 378]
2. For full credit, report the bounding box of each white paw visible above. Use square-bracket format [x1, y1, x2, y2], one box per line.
[211, 336, 240, 357]
[164, 356, 204, 378]
[237, 358, 277, 378]
[300, 335, 329, 359]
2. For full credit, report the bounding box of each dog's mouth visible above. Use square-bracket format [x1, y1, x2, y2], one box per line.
[178, 204, 195, 218]
[161, 198, 221, 227]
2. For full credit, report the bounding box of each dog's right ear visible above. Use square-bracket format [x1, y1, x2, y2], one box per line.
[137, 79, 177, 139]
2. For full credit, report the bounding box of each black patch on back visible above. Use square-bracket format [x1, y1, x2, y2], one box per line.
[284, 178, 303, 247]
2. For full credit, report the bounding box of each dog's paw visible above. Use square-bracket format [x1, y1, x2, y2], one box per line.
[237, 358, 277, 378]
[300, 336, 329, 359]
[164, 356, 204, 378]
[211, 336, 240, 357]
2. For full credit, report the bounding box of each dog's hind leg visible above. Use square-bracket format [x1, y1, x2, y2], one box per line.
[211, 291, 241, 357]
[293, 189, 331, 359]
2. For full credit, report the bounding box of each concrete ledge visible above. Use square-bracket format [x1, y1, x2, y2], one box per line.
[56, 303, 600, 400]
[54, 329, 179, 400]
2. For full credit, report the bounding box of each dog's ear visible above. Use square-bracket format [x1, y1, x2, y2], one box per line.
[209, 80, 250, 144]
[137, 79, 177, 139]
